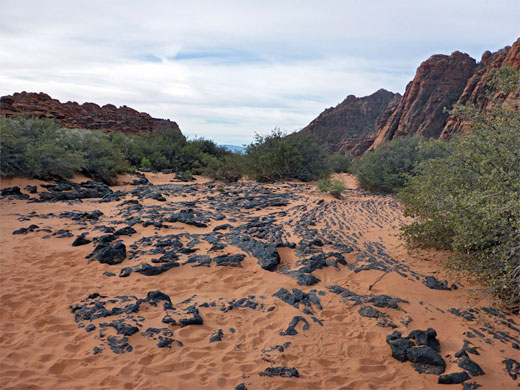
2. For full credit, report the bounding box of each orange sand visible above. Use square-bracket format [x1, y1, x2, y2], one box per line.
[0, 173, 518, 389]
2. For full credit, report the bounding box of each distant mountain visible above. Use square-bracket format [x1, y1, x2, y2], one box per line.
[220, 144, 245, 154]
[0, 91, 183, 137]
[302, 37, 520, 155]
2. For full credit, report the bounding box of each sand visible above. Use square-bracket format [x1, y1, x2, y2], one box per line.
[0, 173, 518, 389]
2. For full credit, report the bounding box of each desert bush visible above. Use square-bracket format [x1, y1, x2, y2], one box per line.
[327, 153, 352, 173]
[317, 177, 345, 199]
[399, 68, 520, 310]
[76, 131, 129, 185]
[0, 117, 84, 179]
[202, 153, 244, 182]
[353, 136, 451, 193]
[126, 128, 229, 173]
[244, 128, 329, 182]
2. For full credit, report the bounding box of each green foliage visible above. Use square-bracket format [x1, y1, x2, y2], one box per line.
[126, 128, 229, 173]
[353, 136, 451, 193]
[317, 177, 345, 199]
[399, 69, 520, 310]
[244, 128, 329, 182]
[76, 131, 129, 185]
[140, 157, 152, 168]
[0, 117, 84, 179]
[327, 153, 352, 173]
[202, 153, 244, 182]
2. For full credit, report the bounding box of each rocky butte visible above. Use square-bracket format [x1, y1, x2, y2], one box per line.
[0, 92, 182, 137]
[302, 37, 520, 155]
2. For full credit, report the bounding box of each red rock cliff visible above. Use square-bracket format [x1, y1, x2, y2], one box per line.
[441, 37, 520, 138]
[300, 89, 401, 156]
[0, 92, 183, 136]
[370, 38, 519, 150]
[369, 51, 477, 150]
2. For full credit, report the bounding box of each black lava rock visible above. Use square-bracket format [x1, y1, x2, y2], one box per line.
[438, 371, 470, 384]
[296, 273, 320, 286]
[280, 316, 309, 336]
[209, 329, 224, 343]
[386, 329, 445, 375]
[88, 242, 126, 265]
[72, 233, 92, 247]
[423, 276, 452, 291]
[457, 353, 485, 376]
[502, 358, 520, 380]
[259, 367, 299, 378]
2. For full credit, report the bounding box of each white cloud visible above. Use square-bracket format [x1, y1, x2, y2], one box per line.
[0, 0, 519, 144]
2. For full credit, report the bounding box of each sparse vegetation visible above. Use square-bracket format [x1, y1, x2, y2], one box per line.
[399, 68, 520, 310]
[353, 136, 451, 193]
[317, 177, 345, 199]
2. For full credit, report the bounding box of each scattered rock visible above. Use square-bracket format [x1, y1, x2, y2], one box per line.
[438, 371, 470, 384]
[259, 367, 299, 378]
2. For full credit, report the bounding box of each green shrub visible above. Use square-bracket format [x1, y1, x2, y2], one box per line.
[0, 117, 84, 179]
[353, 136, 451, 193]
[126, 128, 229, 173]
[140, 157, 152, 168]
[244, 128, 329, 182]
[399, 68, 520, 310]
[317, 178, 345, 199]
[328, 153, 352, 173]
[77, 131, 129, 184]
[202, 153, 244, 182]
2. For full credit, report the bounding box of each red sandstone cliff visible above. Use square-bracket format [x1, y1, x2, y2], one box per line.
[303, 38, 519, 155]
[0, 92, 182, 136]
[370, 38, 519, 150]
[300, 89, 401, 156]
[441, 38, 520, 138]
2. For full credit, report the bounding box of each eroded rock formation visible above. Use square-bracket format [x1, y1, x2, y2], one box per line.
[301, 89, 400, 156]
[0, 92, 182, 136]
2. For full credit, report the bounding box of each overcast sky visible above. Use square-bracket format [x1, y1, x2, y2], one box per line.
[1, 1, 518, 144]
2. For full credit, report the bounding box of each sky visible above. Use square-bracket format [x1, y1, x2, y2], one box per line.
[0, 1, 519, 145]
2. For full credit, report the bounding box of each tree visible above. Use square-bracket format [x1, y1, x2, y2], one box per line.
[244, 128, 329, 182]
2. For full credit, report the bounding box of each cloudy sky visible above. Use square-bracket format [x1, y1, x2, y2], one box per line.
[1, 1, 518, 144]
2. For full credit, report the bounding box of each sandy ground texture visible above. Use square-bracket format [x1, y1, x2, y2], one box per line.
[0, 173, 519, 390]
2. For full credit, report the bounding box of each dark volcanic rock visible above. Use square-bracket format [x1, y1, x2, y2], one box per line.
[280, 316, 310, 336]
[407, 346, 446, 375]
[259, 367, 299, 378]
[386, 329, 445, 375]
[133, 262, 179, 276]
[2, 186, 28, 199]
[457, 353, 485, 376]
[296, 273, 320, 286]
[423, 276, 453, 291]
[438, 371, 470, 384]
[88, 242, 126, 265]
[179, 306, 203, 327]
[209, 329, 224, 343]
[72, 233, 92, 246]
[213, 254, 245, 267]
[502, 358, 520, 380]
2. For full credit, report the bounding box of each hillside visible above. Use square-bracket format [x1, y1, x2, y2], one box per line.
[0, 92, 183, 136]
[300, 89, 401, 156]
